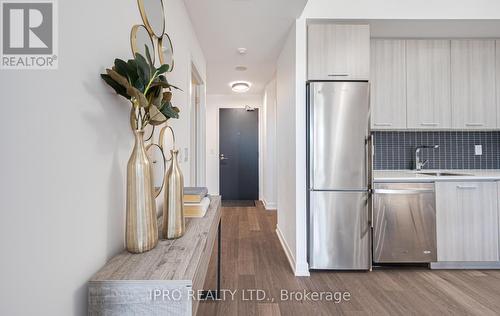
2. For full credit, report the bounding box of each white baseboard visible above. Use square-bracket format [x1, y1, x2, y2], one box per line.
[275, 226, 296, 274]
[276, 225, 311, 276]
[275, 226, 310, 276]
[262, 199, 277, 210]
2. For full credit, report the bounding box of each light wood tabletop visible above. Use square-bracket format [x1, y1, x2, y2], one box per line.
[89, 196, 221, 316]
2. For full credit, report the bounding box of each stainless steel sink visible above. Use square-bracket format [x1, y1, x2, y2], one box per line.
[419, 172, 471, 177]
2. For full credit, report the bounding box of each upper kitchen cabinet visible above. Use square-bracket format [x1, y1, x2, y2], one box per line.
[371, 40, 407, 129]
[497, 41, 500, 128]
[308, 24, 370, 81]
[406, 40, 452, 129]
[451, 40, 497, 129]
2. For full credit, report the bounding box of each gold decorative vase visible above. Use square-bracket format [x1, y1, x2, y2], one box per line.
[126, 130, 158, 253]
[162, 149, 185, 239]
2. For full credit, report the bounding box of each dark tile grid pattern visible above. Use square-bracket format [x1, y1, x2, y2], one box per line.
[373, 131, 500, 170]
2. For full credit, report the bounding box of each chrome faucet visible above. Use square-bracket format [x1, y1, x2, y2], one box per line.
[415, 145, 439, 171]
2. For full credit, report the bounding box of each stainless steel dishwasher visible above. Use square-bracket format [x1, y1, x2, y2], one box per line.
[373, 183, 437, 263]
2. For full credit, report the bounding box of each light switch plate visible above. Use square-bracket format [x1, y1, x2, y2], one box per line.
[474, 145, 483, 156]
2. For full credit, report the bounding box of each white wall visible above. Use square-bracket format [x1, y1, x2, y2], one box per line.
[156, 0, 207, 189]
[153, 0, 207, 215]
[205, 94, 263, 195]
[276, 24, 299, 274]
[275, 0, 500, 277]
[294, 18, 309, 276]
[262, 79, 278, 210]
[0, 0, 205, 315]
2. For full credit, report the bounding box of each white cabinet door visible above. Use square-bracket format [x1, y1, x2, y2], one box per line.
[451, 40, 497, 129]
[406, 40, 452, 129]
[436, 182, 499, 262]
[370, 40, 407, 129]
[497, 41, 500, 128]
[308, 24, 370, 81]
[498, 182, 500, 261]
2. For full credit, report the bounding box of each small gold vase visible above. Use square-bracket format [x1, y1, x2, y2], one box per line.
[163, 149, 185, 239]
[126, 130, 158, 253]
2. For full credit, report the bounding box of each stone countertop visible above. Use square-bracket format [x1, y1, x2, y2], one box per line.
[374, 170, 500, 183]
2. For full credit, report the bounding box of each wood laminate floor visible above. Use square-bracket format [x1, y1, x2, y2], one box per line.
[198, 202, 500, 316]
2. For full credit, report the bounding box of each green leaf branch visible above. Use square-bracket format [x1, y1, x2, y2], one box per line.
[100, 46, 181, 131]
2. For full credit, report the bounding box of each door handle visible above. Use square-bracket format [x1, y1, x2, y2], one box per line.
[465, 123, 484, 127]
[456, 185, 478, 190]
[220, 154, 229, 161]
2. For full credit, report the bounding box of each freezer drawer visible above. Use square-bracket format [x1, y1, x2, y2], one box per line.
[373, 183, 437, 263]
[309, 191, 370, 270]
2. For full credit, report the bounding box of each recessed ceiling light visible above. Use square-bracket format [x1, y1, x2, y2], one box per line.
[237, 47, 247, 55]
[235, 65, 247, 71]
[231, 81, 251, 93]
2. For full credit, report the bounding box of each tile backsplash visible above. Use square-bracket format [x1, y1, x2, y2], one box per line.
[373, 131, 500, 170]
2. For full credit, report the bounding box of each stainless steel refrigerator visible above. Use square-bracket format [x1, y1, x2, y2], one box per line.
[307, 81, 371, 270]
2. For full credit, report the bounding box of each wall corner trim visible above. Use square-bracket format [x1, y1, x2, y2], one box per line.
[294, 261, 311, 277]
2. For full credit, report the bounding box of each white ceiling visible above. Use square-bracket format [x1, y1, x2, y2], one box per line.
[183, 0, 308, 95]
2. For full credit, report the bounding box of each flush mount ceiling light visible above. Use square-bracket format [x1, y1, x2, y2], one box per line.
[237, 47, 247, 55]
[235, 65, 248, 71]
[231, 81, 251, 93]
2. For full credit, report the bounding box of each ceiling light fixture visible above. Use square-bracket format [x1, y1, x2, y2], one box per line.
[235, 65, 248, 71]
[231, 81, 251, 93]
[237, 47, 247, 55]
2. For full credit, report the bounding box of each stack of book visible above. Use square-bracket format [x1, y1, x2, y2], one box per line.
[183, 187, 210, 217]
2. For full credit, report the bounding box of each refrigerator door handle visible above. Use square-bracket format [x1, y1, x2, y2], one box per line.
[365, 134, 373, 227]
[308, 83, 315, 190]
[365, 134, 373, 190]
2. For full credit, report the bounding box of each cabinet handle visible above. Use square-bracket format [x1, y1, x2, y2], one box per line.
[374, 123, 393, 127]
[374, 189, 435, 195]
[328, 74, 349, 77]
[420, 123, 438, 126]
[465, 123, 484, 127]
[456, 185, 478, 190]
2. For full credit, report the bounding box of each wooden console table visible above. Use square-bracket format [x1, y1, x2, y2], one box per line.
[88, 196, 221, 316]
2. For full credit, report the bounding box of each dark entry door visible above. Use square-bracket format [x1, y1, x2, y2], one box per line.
[219, 108, 259, 200]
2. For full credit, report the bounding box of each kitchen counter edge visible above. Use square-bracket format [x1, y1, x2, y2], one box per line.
[374, 170, 500, 183]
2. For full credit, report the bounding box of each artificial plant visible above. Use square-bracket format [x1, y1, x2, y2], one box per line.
[100, 46, 180, 131]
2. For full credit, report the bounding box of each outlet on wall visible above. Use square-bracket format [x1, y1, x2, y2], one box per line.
[474, 145, 483, 156]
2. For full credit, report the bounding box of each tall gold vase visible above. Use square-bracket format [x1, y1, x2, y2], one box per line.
[126, 130, 158, 253]
[162, 149, 185, 239]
